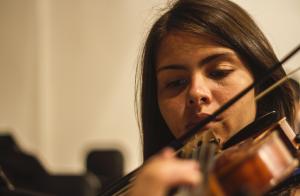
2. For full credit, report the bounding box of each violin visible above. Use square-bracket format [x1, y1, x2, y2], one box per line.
[224, 119, 299, 195]
[173, 112, 299, 196]
[99, 45, 300, 196]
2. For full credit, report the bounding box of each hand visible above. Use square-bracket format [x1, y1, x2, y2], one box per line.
[128, 148, 201, 196]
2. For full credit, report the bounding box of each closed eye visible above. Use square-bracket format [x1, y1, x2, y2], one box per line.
[166, 78, 188, 89]
[209, 69, 233, 79]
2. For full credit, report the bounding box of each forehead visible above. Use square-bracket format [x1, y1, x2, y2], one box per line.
[155, 31, 253, 75]
[157, 32, 218, 54]
[156, 32, 233, 66]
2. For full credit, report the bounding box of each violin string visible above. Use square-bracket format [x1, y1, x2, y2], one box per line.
[186, 130, 218, 196]
[172, 131, 211, 196]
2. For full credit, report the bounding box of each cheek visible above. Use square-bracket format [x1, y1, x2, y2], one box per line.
[213, 76, 253, 104]
[218, 84, 256, 118]
[215, 90, 256, 144]
[240, 90, 256, 113]
[212, 87, 234, 105]
[236, 90, 256, 128]
[158, 95, 186, 136]
[229, 90, 256, 127]
[159, 97, 184, 121]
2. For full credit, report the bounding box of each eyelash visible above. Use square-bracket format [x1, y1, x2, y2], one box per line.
[209, 69, 233, 79]
[163, 69, 233, 89]
[166, 78, 188, 89]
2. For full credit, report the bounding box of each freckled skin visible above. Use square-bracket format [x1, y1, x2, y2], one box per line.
[156, 32, 257, 144]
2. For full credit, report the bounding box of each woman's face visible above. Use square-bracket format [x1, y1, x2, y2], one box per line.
[156, 32, 256, 144]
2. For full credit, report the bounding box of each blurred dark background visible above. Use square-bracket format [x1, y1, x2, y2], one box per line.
[0, 134, 124, 196]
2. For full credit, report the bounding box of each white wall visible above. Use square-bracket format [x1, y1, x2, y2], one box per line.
[0, 0, 39, 161]
[233, 0, 300, 76]
[0, 0, 299, 175]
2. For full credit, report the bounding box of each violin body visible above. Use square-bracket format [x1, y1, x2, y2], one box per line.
[207, 117, 300, 196]
[211, 131, 298, 195]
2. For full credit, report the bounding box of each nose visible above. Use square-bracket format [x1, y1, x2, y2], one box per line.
[187, 76, 212, 108]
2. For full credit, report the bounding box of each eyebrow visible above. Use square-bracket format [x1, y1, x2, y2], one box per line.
[156, 52, 234, 74]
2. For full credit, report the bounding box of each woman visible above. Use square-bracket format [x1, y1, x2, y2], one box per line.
[130, 0, 296, 195]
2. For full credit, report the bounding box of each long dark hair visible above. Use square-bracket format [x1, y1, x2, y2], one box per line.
[135, 0, 295, 160]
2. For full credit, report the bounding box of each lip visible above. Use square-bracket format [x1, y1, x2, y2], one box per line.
[185, 113, 221, 132]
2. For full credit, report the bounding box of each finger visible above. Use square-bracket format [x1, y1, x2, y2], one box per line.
[170, 160, 201, 186]
[160, 147, 175, 158]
